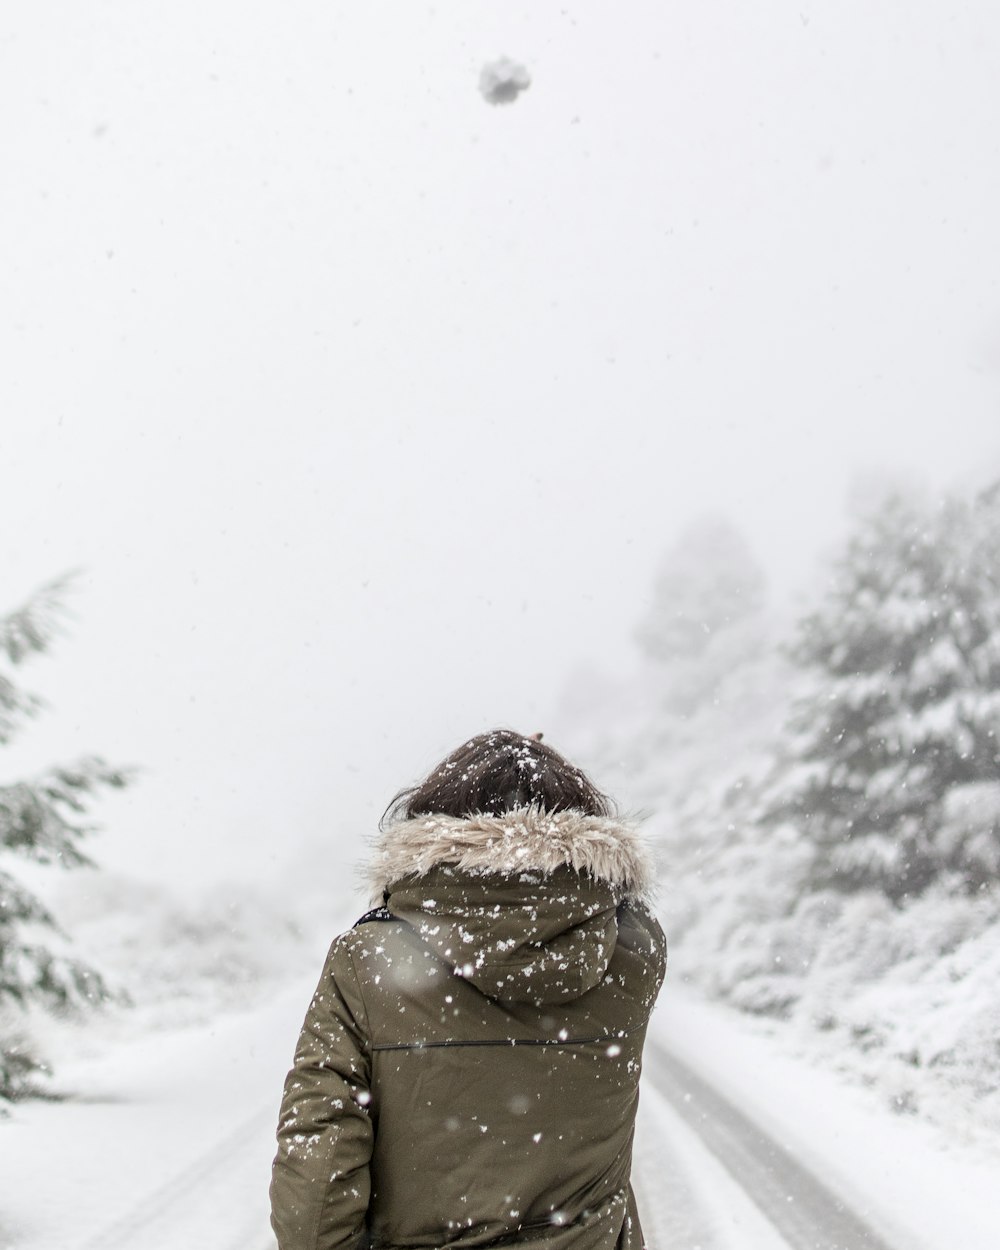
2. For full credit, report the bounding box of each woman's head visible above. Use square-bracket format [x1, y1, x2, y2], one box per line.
[383, 729, 613, 825]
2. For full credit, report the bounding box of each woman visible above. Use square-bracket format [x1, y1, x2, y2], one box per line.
[270, 729, 666, 1250]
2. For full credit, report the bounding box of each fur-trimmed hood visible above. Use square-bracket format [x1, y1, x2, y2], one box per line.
[366, 808, 657, 1005]
[368, 806, 655, 904]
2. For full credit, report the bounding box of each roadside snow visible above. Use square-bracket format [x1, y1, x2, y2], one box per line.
[4, 942, 998, 1250]
[0, 871, 352, 1250]
[653, 982, 1000, 1250]
[0, 976, 313, 1250]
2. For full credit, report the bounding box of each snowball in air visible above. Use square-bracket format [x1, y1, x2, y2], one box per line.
[479, 58, 531, 106]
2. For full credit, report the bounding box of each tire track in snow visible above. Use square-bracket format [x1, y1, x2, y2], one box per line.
[635, 1079, 793, 1250]
[80, 1102, 275, 1250]
[632, 1091, 731, 1250]
[645, 1040, 900, 1250]
[81, 1035, 897, 1250]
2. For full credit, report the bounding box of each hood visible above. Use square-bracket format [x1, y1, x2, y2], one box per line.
[367, 808, 655, 1005]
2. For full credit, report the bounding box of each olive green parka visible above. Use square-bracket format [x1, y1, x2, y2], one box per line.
[271, 808, 666, 1250]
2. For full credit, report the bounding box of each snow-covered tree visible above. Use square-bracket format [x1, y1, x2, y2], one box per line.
[0, 577, 129, 1102]
[633, 516, 769, 718]
[764, 487, 1000, 901]
[636, 516, 767, 665]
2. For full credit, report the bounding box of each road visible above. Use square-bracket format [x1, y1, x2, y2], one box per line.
[75, 1019, 909, 1250]
[634, 1040, 900, 1250]
[77, 1103, 277, 1250]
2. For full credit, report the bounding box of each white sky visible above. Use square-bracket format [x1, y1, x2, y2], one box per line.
[2, 2, 999, 893]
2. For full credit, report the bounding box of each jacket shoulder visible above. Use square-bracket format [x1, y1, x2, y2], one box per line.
[353, 905, 395, 926]
[334, 909, 412, 975]
[618, 901, 668, 984]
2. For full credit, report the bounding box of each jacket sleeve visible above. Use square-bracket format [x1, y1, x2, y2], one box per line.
[270, 935, 374, 1250]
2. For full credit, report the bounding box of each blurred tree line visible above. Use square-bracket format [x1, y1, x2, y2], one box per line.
[631, 483, 1000, 907]
[764, 487, 1000, 901]
[563, 480, 1000, 1088]
[0, 579, 129, 1103]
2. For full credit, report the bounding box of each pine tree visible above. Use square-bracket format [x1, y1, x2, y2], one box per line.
[0, 577, 130, 1102]
[636, 516, 767, 665]
[634, 516, 769, 717]
[764, 488, 1000, 901]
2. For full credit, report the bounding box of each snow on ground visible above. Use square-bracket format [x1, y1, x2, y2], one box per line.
[653, 982, 1000, 1250]
[4, 898, 1000, 1250]
[633, 1085, 787, 1250]
[677, 880, 1000, 1138]
[0, 868, 353, 1250]
[0, 972, 314, 1250]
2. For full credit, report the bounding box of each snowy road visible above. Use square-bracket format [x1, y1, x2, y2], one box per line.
[75, 1018, 906, 1250]
[78, 1103, 277, 1250]
[78, 1025, 903, 1250]
[5, 981, 999, 1250]
[636, 1041, 896, 1250]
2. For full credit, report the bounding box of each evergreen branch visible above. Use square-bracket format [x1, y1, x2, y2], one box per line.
[0, 574, 78, 667]
[0, 870, 58, 931]
[0, 756, 132, 864]
[0, 675, 43, 747]
[0, 1037, 51, 1103]
[0, 940, 113, 1012]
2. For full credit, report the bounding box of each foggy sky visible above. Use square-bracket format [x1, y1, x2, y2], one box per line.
[2, 2, 999, 894]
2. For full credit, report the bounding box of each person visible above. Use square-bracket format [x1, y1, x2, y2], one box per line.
[270, 729, 666, 1250]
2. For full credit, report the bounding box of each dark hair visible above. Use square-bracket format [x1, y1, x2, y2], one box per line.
[382, 729, 614, 825]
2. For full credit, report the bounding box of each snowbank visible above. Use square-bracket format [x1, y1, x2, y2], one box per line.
[653, 983, 1000, 1250]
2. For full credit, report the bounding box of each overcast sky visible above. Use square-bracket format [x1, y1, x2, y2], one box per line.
[3, 2, 999, 896]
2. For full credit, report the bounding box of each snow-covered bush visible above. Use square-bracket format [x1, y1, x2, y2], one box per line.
[558, 487, 1000, 1132]
[52, 872, 313, 1025]
[11, 868, 322, 1099]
